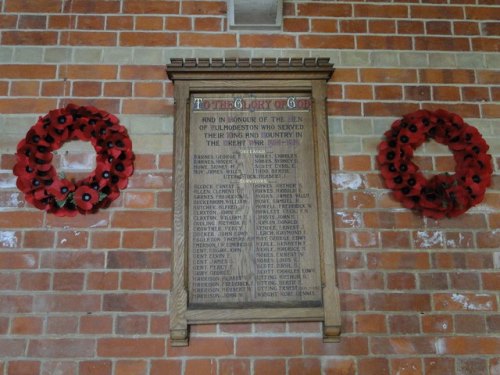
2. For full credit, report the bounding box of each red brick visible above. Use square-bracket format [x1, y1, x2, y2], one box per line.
[72, 81, 101, 97]
[79, 361, 112, 375]
[455, 314, 486, 334]
[373, 337, 435, 355]
[116, 315, 148, 334]
[11, 317, 43, 335]
[478, 70, 500, 84]
[219, 359, 250, 375]
[103, 293, 166, 312]
[135, 16, 163, 30]
[33, 295, 100, 313]
[375, 85, 402, 100]
[472, 37, 500, 51]
[170, 337, 234, 357]
[41, 251, 103, 269]
[0, 212, 44, 228]
[41, 81, 65, 96]
[106, 16, 134, 30]
[77, 15, 105, 30]
[388, 273, 416, 290]
[416, 37, 470, 51]
[87, 272, 119, 290]
[288, 358, 321, 375]
[28, 339, 95, 358]
[64, 65, 117, 80]
[80, 315, 113, 334]
[355, 314, 387, 333]
[5, 0, 61, 13]
[64, 0, 120, 13]
[3, 30, 58, 45]
[98, 338, 165, 357]
[107, 251, 169, 269]
[412, 5, 464, 19]
[358, 358, 389, 375]
[364, 102, 420, 117]
[182, 1, 225, 15]
[391, 358, 423, 374]
[46, 316, 78, 334]
[380, 231, 411, 249]
[285, 18, 310, 32]
[166, 16, 191, 30]
[179, 32, 236, 47]
[254, 360, 286, 375]
[150, 315, 170, 334]
[7, 361, 40, 375]
[466, 6, 500, 19]
[41, 362, 76, 375]
[355, 4, 407, 17]
[236, 337, 301, 356]
[134, 82, 163, 97]
[194, 17, 222, 31]
[124, 0, 179, 14]
[462, 86, 490, 101]
[300, 35, 354, 49]
[351, 270, 384, 289]
[90, 231, 120, 249]
[240, 34, 296, 48]
[121, 230, 155, 249]
[0, 339, 27, 357]
[425, 358, 455, 375]
[19, 272, 50, 291]
[53, 272, 84, 291]
[0, 14, 18, 28]
[185, 360, 216, 375]
[114, 361, 147, 375]
[433, 86, 461, 101]
[112, 210, 171, 228]
[398, 20, 425, 34]
[10, 81, 39, 96]
[369, 293, 431, 311]
[120, 65, 166, 80]
[359, 35, 413, 50]
[368, 252, 429, 270]
[340, 19, 366, 33]
[60, 31, 117, 46]
[0, 251, 38, 270]
[440, 337, 500, 355]
[370, 20, 396, 34]
[324, 359, 356, 375]
[345, 85, 373, 100]
[422, 314, 453, 333]
[298, 3, 351, 16]
[427, 21, 452, 35]
[389, 315, 420, 334]
[23, 230, 55, 249]
[151, 360, 182, 375]
[121, 272, 152, 290]
[120, 32, 176, 46]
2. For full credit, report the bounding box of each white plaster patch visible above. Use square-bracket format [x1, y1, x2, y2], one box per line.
[331, 173, 363, 190]
[336, 211, 362, 228]
[0, 231, 18, 248]
[416, 231, 444, 248]
[493, 252, 500, 269]
[0, 176, 17, 188]
[23, 254, 36, 267]
[350, 232, 377, 247]
[434, 338, 447, 355]
[451, 293, 493, 311]
[491, 362, 500, 375]
[90, 219, 108, 228]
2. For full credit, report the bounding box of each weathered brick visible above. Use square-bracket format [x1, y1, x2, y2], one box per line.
[103, 293, 166, 312]
[98, 338, 165, 357]
[28, 339, 95, 358]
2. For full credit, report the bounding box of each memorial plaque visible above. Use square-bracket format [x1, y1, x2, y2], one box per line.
[167, 58, 341, 346]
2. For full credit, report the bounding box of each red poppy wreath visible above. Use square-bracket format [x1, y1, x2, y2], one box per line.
[13, 104, 134, 217]
[378, 109, 492, 219]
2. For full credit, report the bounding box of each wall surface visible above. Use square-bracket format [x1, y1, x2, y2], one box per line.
[0, 0, 499, 374]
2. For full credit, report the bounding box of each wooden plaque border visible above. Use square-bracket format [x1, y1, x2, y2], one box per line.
[166, 58, 341, 346]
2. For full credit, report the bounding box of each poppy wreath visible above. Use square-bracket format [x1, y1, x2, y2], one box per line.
[378, 109, 492, 219]
[13, 104, 135, 217]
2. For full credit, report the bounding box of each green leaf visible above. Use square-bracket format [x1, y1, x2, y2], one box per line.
[98, 192, 107, 202]
[58, 172, 67, 180]
[56, 199, 67, 208]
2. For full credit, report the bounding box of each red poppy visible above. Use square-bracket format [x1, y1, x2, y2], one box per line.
[74, 185, 99, 211]
[47, 179, 75, 201]
[47, 108, 74, 130]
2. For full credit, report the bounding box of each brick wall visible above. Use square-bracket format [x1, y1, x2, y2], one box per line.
[0, 0, 499, 374]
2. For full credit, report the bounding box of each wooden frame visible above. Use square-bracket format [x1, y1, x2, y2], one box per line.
[167, 58, 341, 346]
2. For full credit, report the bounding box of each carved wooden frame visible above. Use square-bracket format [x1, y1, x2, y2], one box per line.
[167, 58, 341, 346]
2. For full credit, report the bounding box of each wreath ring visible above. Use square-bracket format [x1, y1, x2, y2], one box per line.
[378, 109, 492, 219]
[13, 104, 135, 217]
